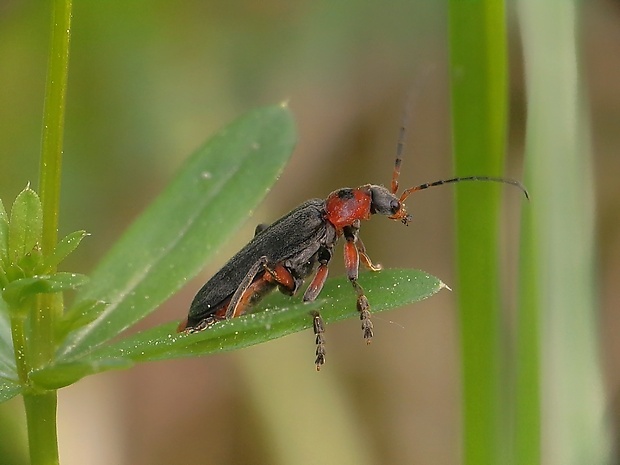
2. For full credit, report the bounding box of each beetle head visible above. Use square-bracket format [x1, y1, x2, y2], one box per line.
[368, 185, 412, 225]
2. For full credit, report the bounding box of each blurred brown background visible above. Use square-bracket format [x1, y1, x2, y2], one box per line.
[0, 0, 619, 464]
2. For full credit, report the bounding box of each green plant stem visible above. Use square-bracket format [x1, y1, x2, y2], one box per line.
[23, 0, 73, 463]
[23, 392, 60, 465]
[39, 0, 72, 255]
[35, 0, 72, 361]
[448, 1, 507, 464]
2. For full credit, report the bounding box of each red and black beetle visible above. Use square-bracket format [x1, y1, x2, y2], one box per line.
[178, 117, 527, 369]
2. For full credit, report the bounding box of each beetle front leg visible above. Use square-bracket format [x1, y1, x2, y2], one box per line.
[343, 224, 374, 343]
[356, 237, 382, 272]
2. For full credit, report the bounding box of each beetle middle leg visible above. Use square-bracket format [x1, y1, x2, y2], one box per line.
[343, 222, 374, 342]
[302, 247, 332, 369]
[303, 246, 332, 302]
[312, 310, 326, 370]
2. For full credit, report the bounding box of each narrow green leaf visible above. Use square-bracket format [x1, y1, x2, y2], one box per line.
[55, 299, 107, 342]
[516, 198, 540, 465]
[0, 200, 7, 287]
[0, 199, 8, 266]
[448, 2, 509, 464]
[8, 186, 43, 265]
[0, 306, 17, 380]
[29, 358, 132, 390]
[2, 273, 88, 308]
[0, 378, 22, 404]
[0, 292, 18, 392]
[40, 269, 445, 385]
[518, 1, 609, 463]
[37, 230, 89, 273]
[58, 105, 296, 360]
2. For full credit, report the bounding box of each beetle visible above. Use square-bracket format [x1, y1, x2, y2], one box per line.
[178, 126, 528, 369]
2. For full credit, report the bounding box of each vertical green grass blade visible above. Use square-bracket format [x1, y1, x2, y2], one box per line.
[448, 2, 507, 464]
[518, 2, 610, 464]
[515, 209, 540, 465]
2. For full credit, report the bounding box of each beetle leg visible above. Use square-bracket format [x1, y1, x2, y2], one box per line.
[303, 247, 332, 302]
[356, 237, 382, 272]
[225, 256, 269, 319]
[178, 315, 218, 333]
[303, 264, 329, 301]
[342, 224, 374, 343]
[312, 310, 326, 370]
[263, 262, 298, 295]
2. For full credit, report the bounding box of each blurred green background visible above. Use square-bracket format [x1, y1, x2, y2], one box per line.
[1, 1, 619, 464]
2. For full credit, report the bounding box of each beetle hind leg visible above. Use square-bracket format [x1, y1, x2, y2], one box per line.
[226, 256, 270, 320]
[179, 315, 219, 333]
[177, 315, 220, 333]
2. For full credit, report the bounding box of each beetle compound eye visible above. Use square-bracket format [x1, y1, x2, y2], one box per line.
[390, 199, 400, 214]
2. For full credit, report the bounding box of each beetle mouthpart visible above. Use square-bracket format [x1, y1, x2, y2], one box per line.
[388, 208, 411, 225]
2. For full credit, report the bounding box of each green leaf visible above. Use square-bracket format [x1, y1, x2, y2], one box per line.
[58, 104, 296, 360]
[2, 273, 88, 309]
[0, 305, 16, 380]
[518, 1, 608, 462]
[0, 377, 22, 404]
[8, 186, 43, 265]
[37, 230, 89, 274]
[29, 358, 132, 390]
[0, 199, 8, 266]
[55, 299, 107, 342]
[37, 269, 445, 386]
[0, 297, 18, 399]
[448, 2, 509, 464]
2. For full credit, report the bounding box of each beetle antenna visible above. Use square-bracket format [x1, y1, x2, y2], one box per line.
[391, 100, 409, 195]
[390, 65, 436, 195]
[398, 176, 529, 202]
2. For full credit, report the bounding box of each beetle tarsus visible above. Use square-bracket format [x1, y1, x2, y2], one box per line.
[356, 294, 374, 342]
[184, 315, 219, 333]
[356, 237, 382, 272]
[312, 311, 326, 370]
